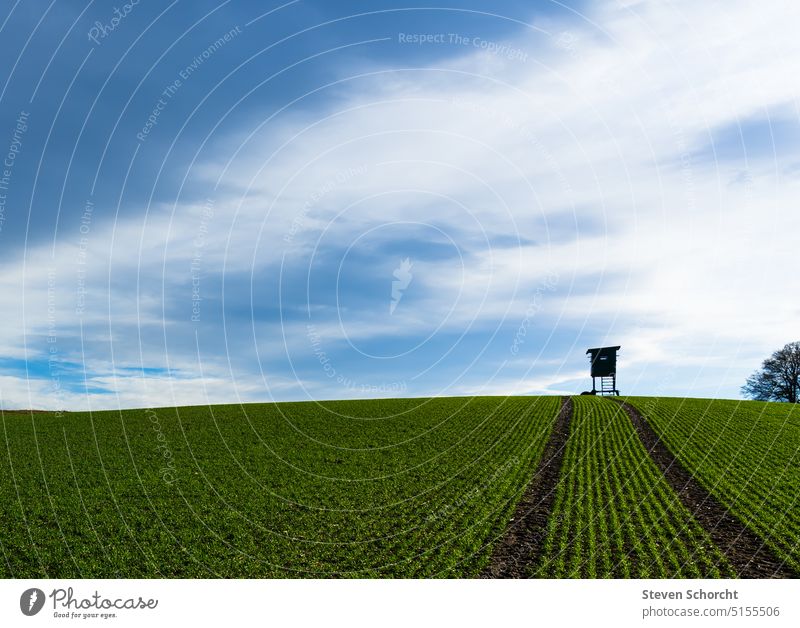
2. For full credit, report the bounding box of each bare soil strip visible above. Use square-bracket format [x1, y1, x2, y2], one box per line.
[482, 396, 573, 578]
[615, 399, 797, 578]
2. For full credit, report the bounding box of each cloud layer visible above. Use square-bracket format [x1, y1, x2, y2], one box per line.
[1, 1, 799, 409]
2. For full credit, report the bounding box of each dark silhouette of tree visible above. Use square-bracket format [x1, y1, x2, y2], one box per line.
[742, 342, 800, 403]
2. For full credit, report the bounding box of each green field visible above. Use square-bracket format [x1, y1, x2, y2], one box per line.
[1, 395, 797, 578]
[534, 396, 734, 577]
[626, 397, 800, 573]
[0, 396, 560, 577]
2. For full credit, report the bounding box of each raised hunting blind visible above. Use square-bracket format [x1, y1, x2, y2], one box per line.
[585, 346, 620, 396]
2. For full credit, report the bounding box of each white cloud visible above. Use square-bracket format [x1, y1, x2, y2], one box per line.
[2, 0, 799, 407]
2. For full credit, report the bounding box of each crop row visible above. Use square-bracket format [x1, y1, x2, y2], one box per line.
[533, 396, 734, 577]
[626, 397, 800, 573]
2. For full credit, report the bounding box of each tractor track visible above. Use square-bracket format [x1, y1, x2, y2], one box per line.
[482, 396, 573, 578]
[614, 399, 798, 578]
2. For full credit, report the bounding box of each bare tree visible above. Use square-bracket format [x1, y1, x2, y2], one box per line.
[741, 342, 800, 403]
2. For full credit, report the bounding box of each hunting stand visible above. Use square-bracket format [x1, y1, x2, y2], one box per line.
[585, 346, 620, 396]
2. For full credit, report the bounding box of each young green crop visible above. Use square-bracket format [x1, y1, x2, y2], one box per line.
[533, 396, 734, 577]
[0, 396, 560, 577]
[626, 397, 800, 573]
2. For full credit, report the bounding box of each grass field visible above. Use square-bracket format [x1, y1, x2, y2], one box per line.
[0, 396, 560, 577]
[626, 397, 800, 573]
[534, 396, 734, 577]
[1, 395, 797, 578]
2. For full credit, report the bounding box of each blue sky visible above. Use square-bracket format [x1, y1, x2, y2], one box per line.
[1, 0, 799, 410]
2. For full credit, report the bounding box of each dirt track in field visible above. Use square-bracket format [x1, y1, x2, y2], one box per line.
[482, 396, 573, 578]
[616, 399, 798, 579]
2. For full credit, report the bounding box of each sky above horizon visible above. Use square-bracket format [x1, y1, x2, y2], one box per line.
[1, 0, 799, 410]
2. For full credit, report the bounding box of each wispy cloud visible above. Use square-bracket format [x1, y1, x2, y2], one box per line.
[1, 1, 799, 408]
